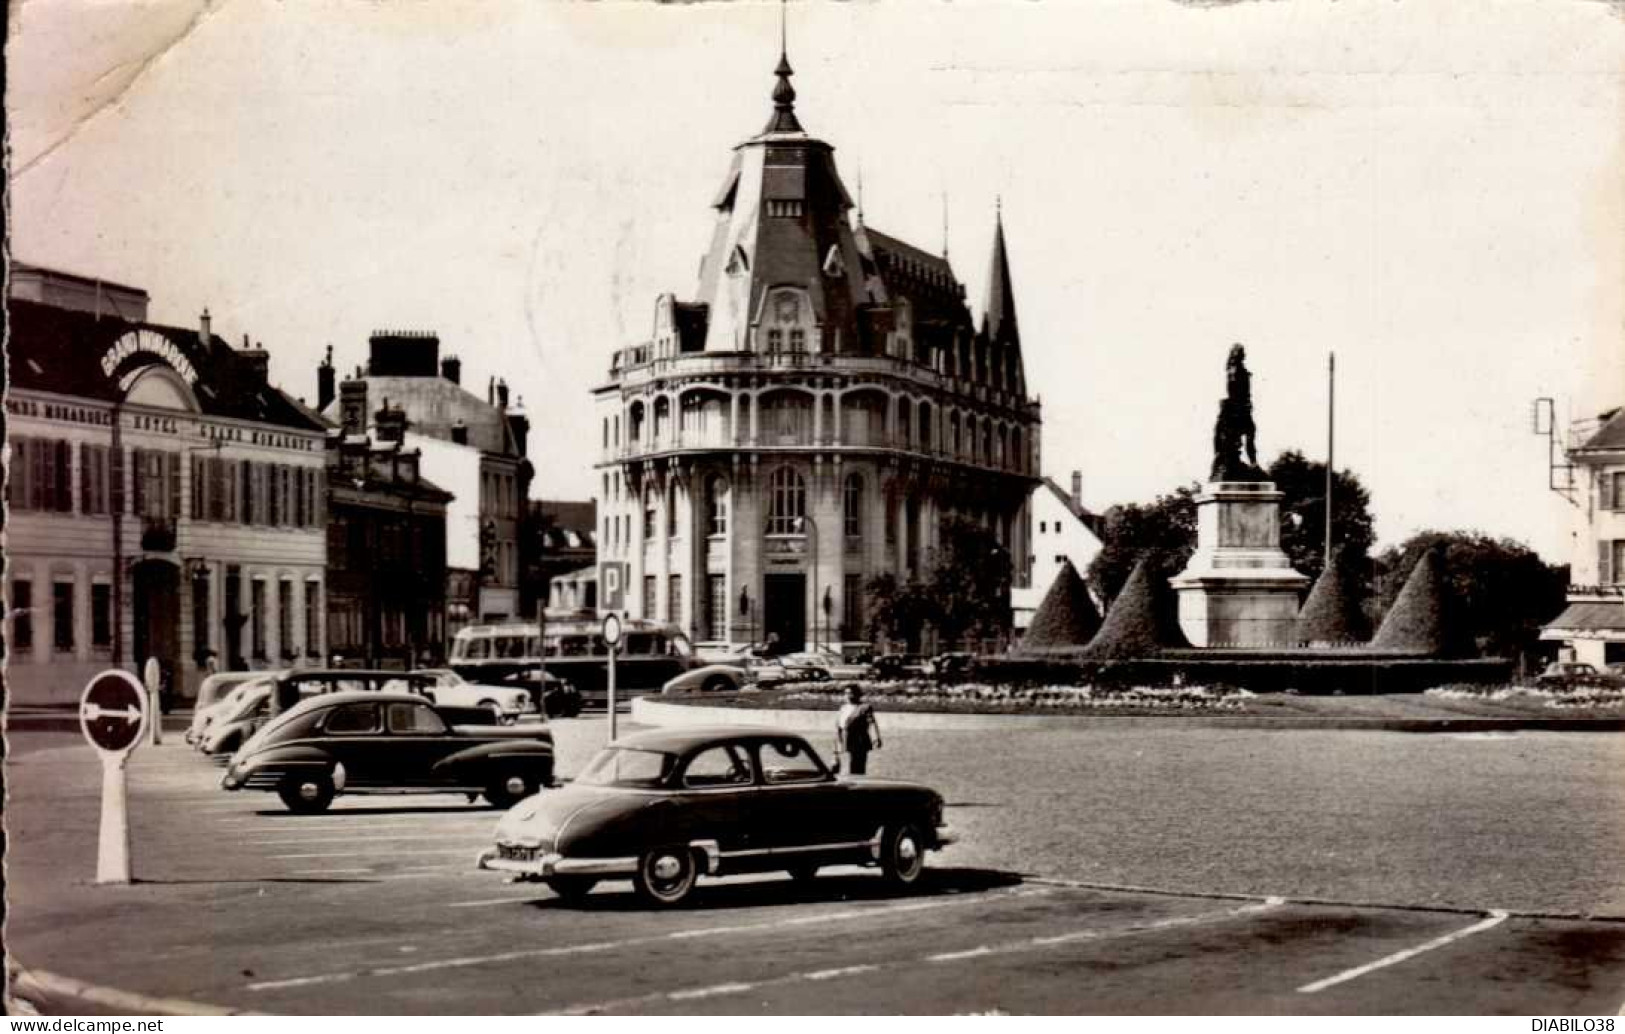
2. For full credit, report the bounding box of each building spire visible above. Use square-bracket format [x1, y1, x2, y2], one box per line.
[764, 0, 803, 134]
[982, 201, 1018, 347]
[942, 191, 950, 260]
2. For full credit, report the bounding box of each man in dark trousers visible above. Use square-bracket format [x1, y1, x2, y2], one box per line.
[835, 684, 882, 775]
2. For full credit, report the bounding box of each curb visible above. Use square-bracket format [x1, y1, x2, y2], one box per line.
[7, 963, 251, 1016]
[631, 697, 1625, 733]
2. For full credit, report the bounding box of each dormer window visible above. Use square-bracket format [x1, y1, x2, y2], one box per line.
[726, 245, 750, 275]
[766, 200, 804, 218]
[823, 245, 845, 278]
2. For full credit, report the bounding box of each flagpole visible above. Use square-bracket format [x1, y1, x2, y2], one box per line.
[1325, 352, 1335, 571]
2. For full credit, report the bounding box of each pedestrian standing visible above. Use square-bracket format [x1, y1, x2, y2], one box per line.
[835, 684, 882, 776]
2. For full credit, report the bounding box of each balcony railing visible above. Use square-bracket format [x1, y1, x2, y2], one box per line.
[605, 432, 1033, 477]
[1568, 584, 1625, 600]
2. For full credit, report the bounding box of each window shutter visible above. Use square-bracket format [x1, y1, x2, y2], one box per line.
[1601, 540, 1614, 586]
[81, 443, 92, 514]
[57, 441, 73, 512]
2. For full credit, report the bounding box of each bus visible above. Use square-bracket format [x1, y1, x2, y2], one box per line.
[448, 618, 697, 703]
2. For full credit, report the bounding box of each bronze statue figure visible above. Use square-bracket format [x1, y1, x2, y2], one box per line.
[1211, 343, 1267, 482]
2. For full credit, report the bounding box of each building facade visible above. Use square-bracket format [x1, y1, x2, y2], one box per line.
[7, 268, 329, 704]
[1012, 473, 1104, 632]
[523, 499, 598, 618]
[324, 398, 453, 667]
[318, 334, 531, 630]
[591, 49, 1041, 653]
[1542, 408, 1625, 665]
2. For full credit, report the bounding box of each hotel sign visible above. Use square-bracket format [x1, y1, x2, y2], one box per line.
[101, 329, 199, 386]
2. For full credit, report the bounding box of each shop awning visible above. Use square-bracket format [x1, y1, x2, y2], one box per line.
[1540, 601, 1625, 639]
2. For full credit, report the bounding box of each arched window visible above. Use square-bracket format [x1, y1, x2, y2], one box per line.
[981, 419, 993, 464]
[918, 402, 934, 452]
[766, 467, 806, 536]
[897, 398, 913, 449]
[628, 402, 645, 444]
[844, 474, 863, 538]
[1011, 427, 1024, 473]
[653, 396, 672, 444]
[707, 476, 729, 537]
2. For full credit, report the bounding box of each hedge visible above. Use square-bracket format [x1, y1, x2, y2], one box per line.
[971, 654, 1512, 695]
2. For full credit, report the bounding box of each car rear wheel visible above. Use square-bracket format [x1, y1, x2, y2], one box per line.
[634, 846, 699, 907]
[787, 864, 819, 883]
[277, 772, 335, 813]
[546, 876, 598, 903]
[484, 769, 541, 808]
[879, 823, 927, 889]
[478, 699, 505, 722]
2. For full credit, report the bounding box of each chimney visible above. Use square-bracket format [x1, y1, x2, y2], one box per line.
[451, 419, 469, 446]
[375, 401, 409, 444]
[487, 376, 495, 405]
[441, 354, 462, 385]
[239, 337, 270, 385]
[1070, 471, 1083, 511]
[496, 378, 510, 409]
[199, 307, 212, 345]
[317, 344, 336, 411]
[506, 399, 529, 458]
[339, 378, 369, 437]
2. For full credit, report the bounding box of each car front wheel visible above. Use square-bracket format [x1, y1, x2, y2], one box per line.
[484, 769, 542, 808]
[879, 823, 927, 889]
[634, 846, 699, 907]
[277, 772, 335, 813]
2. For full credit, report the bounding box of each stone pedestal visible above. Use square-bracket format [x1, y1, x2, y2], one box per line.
[1171, 481, 1309, 647]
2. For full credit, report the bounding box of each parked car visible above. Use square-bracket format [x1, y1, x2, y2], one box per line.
[663, 657, 775, 694]
[930, 652, 977, 683]
[476, 726, 952, 906]
[220, 691, 556, 812]
[413, 668, 537, 723]
[779, 649, 874, 681]
[207, 670, 448, 760]
[187, 676, 271, 746]
[199, 684, 273, 757]
[492, 669, 585, 718]
[1533, 661, 1613, 690]
[194, 671, 264, 712]
[691, 641, 759, 665]
[871, 654, 931, 680]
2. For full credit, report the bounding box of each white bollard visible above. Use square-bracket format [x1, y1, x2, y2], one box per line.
[97, 753, 132, 884]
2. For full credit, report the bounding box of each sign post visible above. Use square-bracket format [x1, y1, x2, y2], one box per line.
[142, 656, 162, 745]
[601, 613, 622, 742]
[80, 670, 148, 885]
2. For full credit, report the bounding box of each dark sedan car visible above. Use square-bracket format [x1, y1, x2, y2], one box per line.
[221, 691, 555, 812]
[476, 726, 952, 906]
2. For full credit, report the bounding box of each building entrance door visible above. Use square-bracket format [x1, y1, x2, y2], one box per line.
[132, 559, 181, 697]
[763, 573, 806, 653]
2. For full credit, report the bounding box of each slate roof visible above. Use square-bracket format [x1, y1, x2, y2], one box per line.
[8, 298, 325, 432]
[1038, 477, 1105, 537]
[1577, 409, 1625, 452]
[1542, 602, 1625, 634]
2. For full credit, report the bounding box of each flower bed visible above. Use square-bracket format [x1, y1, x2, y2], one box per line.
[761, 679, 1251, 715]
[1425, 683, 1625, 713]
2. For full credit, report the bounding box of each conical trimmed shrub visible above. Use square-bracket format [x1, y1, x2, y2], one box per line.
[1085, 556, 1190, 658]
[1020, 560, 1102, 650]
[1370, 547, 1456, 655]
[1296, 546, 1370, 645]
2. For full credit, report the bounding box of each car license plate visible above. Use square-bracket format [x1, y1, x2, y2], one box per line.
[498, 844, 539, 862]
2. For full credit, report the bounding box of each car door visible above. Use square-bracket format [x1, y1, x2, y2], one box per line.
[382, 701, 466, 788]
[749, 737, 861, 860]
[669, 743, 760, 870]
[317, 701, 389, 787]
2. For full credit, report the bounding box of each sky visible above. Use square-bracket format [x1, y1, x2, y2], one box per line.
[8, 0, 1623, 561]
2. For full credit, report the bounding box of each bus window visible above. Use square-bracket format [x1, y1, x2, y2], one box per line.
[525, 635, 541, 657]
[465, 637, 490, 660]
[560, 636, 589, 657]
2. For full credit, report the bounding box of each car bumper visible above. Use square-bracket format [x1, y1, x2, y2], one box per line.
[476, 847, 639, 877]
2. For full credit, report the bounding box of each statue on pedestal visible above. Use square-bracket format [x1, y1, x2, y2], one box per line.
[1210, 343, 1268, 482]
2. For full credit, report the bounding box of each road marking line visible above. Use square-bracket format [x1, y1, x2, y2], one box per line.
[271, 847, 475, 860]
[669, 982, 756, 1001]
[249, 885, 1046, 992]
[1296, 911, 1509, 994]
[246, 833, 487, 846]
[290, 868, 374, 876]
[445, 896, 548, 908]
[804, 965, 879, 981]
[926, 897, 1283, 963]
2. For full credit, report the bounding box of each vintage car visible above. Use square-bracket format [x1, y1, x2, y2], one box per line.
[186, 676, 271, 746]
[475, 726, 952, 906]
[413, 668, 537, 722]
[199, 684, 274, 757]
[870, 654, 932, 681]
[1533, 661, 1616, 690]
[778, 649, 874, 681]
[661, 656, 793, 694]
[491, 669, 586, 719]
[221, 691, 555, 812]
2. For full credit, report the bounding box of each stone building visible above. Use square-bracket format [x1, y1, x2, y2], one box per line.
[324, 398, 453, 667]
[7, 266, 329, 704]
[522, 499, 598, 618]
[318, 333, 531, 631]
[1542, 408, 1625, 665]
[591, 47, 1041, 653]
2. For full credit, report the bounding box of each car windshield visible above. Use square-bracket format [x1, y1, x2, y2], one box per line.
[226, 687, 271, 721]
[575, 747, 678, 788]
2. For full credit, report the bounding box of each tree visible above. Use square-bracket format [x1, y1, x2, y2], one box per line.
[1087, 485, 1199, 606]
[1372, 531, 1567, 658]
[1021, 559, 1101, 650]
[1085, 554, 1190, 658]
[865, 516, 1013, 650]
[1268, 450, 1376, 582]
